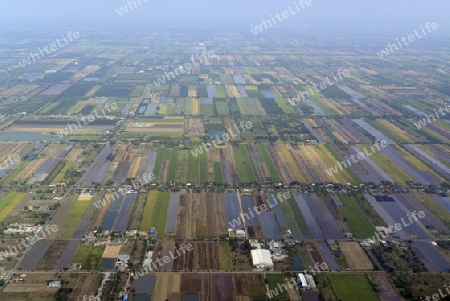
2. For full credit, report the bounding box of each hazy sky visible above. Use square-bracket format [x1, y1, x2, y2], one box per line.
[2, 0, 449, 31]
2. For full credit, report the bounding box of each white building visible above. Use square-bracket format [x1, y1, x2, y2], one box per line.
[305, 274, 316, 289]
[297, 273, 309, 290]
[251, 249, 273, 269]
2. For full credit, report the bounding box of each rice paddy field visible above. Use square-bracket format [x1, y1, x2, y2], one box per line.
[3, 28, 450, 301]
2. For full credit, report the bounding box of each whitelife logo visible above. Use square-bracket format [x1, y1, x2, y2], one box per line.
[414, 103, 450, 129]
[153, 51, 215, 86]
[250, 0, 313, 35]
[325, 140, 388, 176]
[290, 69, 350, 103]
[190, 121, 253, 158]
[377, 22, 439, 58]
[116, 0, 149, 16]
[19, 31, 81, 67]
[56, 102, 118, 138]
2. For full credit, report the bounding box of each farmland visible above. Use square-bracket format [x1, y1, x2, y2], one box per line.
[1, 23, 450, 301]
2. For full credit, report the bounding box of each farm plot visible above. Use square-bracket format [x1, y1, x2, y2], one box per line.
[187, 148, 208, 183]
[233, 144, 257, 183]
[165, 192, 181, 234]
[101, 194, 125, 231]
[411, 242, 450, 272]
[329, 274, 379, 301]
[139, 191, 170, 238]
[244, 144, 272, 183]
[72, 245, 104, 269]
[160, 241, 221, 271]
[393, 193, 449, 234]
[20, 240, 52, 270]
[153, 147, 179, 182]
[136, 150, 157, 178]
[336, 194, 376, 238]
[316, 241, 340, 271]
[0, 192, 25, 222]
[259, 212, 282, 239]
[35, 240, 69, 270]
[378, 198, 433, 239]
[267, 193, 287, 228]
[80, 143, 113, 185]
[218, 144, 239, 185]
[381, 145, 444, 185]
[353, 119, 394, 143]
[189, 118, 205, 135]
[58, 200, 91, 238]
[135, 275, 157, 294]
[225, 193, 243, 229]
[338, 242, 373, 271]
[404, 144, 450, 180]
[113, 192, 137, 231]
[372, 274, 402, 301]
[55, 240, 80, 270]
[175, 193, 227, 239]
[343, 145, 394, 184]
[266, 144, 304, 183]
[294, 193, 343, 239]
[364, 193, 409, 240]
[69, 274, 100, 301]
[152, 273, 181, 301]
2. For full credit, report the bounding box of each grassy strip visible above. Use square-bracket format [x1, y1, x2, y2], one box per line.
[265, 274, 289, 300]
[53, 161, 74, 183]
[336, 194, 376, 239]
[258, 144, 281, 182]
[219, 241, 233, 270]
[234, 144, 256, 183]
[139, 192, 170, 238]
[213, 162, 224, 184]
[328, 274, 379, 301]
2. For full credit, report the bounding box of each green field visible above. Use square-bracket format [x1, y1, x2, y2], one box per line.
[59, 201, 91, 238]
[187, 149, 208, 183]
[72, 245, 92, 263]
[233, 144, 256, 183]
[139, 191, 170, 238]
[213, 162, 224, 184]
[329, 274, 379, 301]
[153, 147, 179, 182]
[219, 241, 232, 270]
[265, 274, 289, 300]
[274, 98, 296, 114]
[0, 192, 25, 222]
[336, 194, 376, 238]
[259, 144, 281, 182]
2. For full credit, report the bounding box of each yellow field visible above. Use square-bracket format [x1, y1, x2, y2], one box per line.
[78, 194, 92, 201]
[153, 273, 181, 301]
[0, 193, 25, 222]
[377, 119, 415, 142]
[191, 98, 199, 115]
[53, 161, 73, 183]
[128, 157, 141, 178]
[158, 104, 169, 115]
[225, 85, 240, 98]
[188, 85, 197, 97]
